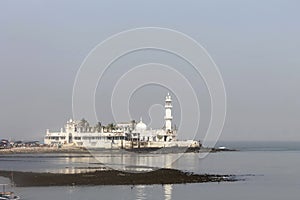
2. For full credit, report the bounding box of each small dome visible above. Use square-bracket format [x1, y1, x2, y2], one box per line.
[135, 118, 147, 132]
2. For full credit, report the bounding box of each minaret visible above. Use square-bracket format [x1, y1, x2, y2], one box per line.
[164, 93, 173, 131]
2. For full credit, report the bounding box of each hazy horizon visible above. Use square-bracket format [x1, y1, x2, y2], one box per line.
[1, 0, 300, 142]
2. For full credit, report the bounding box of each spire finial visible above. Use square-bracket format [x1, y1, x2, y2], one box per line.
[166, 92, 171, 100]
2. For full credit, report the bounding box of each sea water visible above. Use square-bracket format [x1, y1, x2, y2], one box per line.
[0, 141, 299, 200]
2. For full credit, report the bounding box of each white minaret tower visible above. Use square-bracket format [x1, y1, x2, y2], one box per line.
[164, 93, 173, 131]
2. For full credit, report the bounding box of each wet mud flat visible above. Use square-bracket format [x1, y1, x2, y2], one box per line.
[0, 169, 237, 187]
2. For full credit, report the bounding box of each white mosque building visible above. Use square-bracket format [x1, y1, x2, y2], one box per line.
[44, 93, 200, 149]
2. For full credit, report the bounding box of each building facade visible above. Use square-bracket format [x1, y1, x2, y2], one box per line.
[44, 94, 200, 149]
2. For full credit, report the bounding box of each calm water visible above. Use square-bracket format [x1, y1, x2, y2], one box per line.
[0, 142, 299, 200]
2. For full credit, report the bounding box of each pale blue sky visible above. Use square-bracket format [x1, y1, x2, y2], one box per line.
[0, 0, 299, 141]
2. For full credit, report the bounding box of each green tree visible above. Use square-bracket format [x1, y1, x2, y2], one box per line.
[106, 123, 116, 131]
[95, 122, 102, 132]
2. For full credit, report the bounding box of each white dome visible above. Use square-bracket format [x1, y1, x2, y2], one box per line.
[135, 118, 147, 132]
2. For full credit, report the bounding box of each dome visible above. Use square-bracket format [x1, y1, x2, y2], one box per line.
[135, 118, 147, 132]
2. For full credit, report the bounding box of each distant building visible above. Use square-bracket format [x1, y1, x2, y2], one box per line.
[44, 93, 199, 149]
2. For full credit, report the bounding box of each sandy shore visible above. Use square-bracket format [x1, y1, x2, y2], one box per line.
[0, 169, 237, 187]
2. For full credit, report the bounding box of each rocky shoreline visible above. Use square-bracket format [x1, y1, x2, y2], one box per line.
[0, 169, 237, 187]
[0, 146, 88, 155]
[0, 146, 236, 155]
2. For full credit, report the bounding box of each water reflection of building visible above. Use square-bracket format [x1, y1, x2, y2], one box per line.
[48, 154, 107, 174]
[163, 184, 173, 200]
[135, 185, 172, 200]
[136, 185, 147, 200]
[45, 151, 182, 174]
[90, 150, 181, 171]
